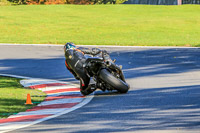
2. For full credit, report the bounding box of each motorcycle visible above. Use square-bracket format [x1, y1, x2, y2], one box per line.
[83, 56, 130, 93]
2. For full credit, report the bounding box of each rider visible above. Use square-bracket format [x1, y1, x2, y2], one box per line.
[64, 42, 112, 95]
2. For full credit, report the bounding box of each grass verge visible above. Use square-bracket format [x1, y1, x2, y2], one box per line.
[0, 76, 46, 118]
[0, 5, 200, 46]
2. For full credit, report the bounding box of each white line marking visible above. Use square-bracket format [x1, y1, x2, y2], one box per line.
[38, 86, 78, 91]
[0, 43, 63, 47]
[0, 74, 31, 79]
[37, 98, 84, 106]
[8, 108, 67, 118]
[0, 43, 199, 49]
[47, 91, 81, 97]
[20, 79, 70, 87]
[0, 122, 31, 131]
[0, 74, 72, 87]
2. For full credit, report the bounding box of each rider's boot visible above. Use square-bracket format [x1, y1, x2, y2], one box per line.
[80, 84, 96, 96]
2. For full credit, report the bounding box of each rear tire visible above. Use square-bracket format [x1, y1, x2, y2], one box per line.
[99, 69, 129, 93]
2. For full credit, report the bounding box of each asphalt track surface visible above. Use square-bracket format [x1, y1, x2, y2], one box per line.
[0, 45, 200, 133]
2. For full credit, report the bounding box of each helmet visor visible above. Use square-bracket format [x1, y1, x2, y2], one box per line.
[65, 43, 76, 50]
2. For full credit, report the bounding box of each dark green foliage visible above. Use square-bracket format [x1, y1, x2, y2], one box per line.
[7, 0, 27, 4]
[5, 0, 121, 5]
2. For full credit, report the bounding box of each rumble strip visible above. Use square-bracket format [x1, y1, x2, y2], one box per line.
[0, 78, 94, 133]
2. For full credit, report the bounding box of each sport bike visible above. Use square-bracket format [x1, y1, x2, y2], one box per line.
[83, 57, 130, 93]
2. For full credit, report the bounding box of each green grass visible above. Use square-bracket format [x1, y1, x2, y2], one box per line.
[0, 5, 200, 46]
[0, 76, 46, 118]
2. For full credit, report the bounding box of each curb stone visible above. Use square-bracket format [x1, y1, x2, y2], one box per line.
[0, 74, 94, 133]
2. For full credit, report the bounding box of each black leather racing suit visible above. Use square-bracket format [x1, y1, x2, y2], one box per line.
[64, 47, 111, 95]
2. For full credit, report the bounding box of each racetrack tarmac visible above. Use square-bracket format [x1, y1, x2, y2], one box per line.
[0, 44, 200, 133]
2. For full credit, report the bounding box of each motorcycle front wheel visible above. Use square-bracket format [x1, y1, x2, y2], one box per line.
[99, 69, 129, 93]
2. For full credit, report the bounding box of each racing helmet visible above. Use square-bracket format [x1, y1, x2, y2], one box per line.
[64, 42, 76, 51]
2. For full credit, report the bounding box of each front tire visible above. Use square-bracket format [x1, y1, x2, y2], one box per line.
[99, 69, 129, 93]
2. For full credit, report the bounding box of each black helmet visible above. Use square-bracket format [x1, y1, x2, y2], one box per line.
[64, 42, 76, 51]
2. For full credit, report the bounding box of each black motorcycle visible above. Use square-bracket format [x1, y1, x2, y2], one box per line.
[83, 57, 130, 93]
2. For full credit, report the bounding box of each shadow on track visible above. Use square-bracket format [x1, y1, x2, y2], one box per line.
[0, 58, 71, 80]
[0, 48, 200, 80]
[17, 85, 200, 132]
[1, 48, 200, 132]
[110, 48, 200, 79]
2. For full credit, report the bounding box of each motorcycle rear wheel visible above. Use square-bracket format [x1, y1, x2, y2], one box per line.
[99, 69, 129, 93]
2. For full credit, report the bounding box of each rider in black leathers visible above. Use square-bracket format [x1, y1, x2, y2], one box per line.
[64, 42, 112, 95]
